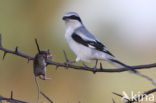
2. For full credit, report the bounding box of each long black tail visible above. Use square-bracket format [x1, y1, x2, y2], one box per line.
[109, 59, 138, 73]
[109, 58, 156, 85]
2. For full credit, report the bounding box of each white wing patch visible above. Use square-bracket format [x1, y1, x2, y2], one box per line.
[88, 44, 95, 49]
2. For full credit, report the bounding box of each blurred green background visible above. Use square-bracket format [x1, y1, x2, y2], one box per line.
[0, 0, 156, 103]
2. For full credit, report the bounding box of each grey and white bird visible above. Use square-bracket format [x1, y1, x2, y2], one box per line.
[62, 12, 137, 72]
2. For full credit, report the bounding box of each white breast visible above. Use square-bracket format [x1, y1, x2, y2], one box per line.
[65, 31, 94, 61]
[64, 27, 110, 61]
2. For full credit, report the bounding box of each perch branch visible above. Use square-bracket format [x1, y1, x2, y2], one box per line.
[1, 34, 156, 73]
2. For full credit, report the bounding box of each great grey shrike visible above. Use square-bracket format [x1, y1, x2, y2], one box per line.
[62, 12, 139, 73]
[62, 12, 156, 85]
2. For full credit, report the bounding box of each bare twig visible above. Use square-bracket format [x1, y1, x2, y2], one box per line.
[48, 61, 156, 73]
[93, 60, 98, 74]
[40, 91, 53, 103]
[0, 47, 33, 61]
[112, 92, 124, 98]
[0, 91, 28, 103]
[35, 38, 41, 53]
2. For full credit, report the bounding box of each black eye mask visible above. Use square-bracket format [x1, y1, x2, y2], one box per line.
[64, 15, 82, 23]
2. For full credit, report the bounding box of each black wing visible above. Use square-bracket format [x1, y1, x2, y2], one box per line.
[71, 33, 114, 57]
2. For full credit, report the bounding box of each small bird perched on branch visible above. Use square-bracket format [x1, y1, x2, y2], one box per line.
[62, 12, 156, 85]
[62, 12, 137, 72]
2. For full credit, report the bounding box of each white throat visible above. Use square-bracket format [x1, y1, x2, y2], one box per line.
[65, 20, 82, 31]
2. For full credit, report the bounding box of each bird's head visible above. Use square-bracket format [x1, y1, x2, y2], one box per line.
[62, 12, 83, 29]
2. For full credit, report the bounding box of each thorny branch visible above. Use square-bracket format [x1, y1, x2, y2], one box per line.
[0, 91, 28, 103]
[0, 91, 53, 103]
[1, 34, 156, 102]
[0, 34, 156, 73]
[113, 88, 156, 103]
[1, 34, 156, 86]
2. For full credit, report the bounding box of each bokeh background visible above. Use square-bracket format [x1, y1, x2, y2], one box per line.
[0, 0, 156, 103]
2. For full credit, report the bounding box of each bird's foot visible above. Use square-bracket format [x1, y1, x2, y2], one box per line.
[93, 60, 98, 74]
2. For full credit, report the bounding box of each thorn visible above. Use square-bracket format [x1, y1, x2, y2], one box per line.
[3, 51, 7, 60]
[56, 65, 59, 70]
[93, 60, 98, 74]
[83, 63, 88, 68]
[11, 91, 13, 99]
[93, 71, 96, 74]
[15, 46, 18, 53]
[48, 49, 50, 54]
[35, 38, 41, 53]
[112, 92, 123, 98]
[100, 62, 103, 70]
[27, 57, 30, 63]
[63, 50, 69, 63]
